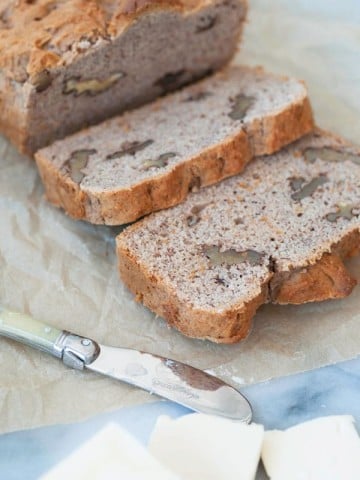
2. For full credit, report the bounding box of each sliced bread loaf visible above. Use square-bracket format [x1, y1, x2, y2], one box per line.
[0, 0, 247, 154]
[35, 66, 313, 225]
[116, 130, 360, 343]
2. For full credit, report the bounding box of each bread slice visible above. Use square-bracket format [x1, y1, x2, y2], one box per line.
[0, 0, 247, 155]
[35, 66, 313, 225]
[116, 130, 360, 343]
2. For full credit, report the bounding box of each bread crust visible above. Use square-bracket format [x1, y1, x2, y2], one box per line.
[117, 230, 359, 343]
[269, 228, 360, 305]
[0, 0, 224, 81]
[35, 78, 314, 225]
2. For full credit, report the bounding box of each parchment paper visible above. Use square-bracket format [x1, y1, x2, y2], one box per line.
[0, 0, 359, 434]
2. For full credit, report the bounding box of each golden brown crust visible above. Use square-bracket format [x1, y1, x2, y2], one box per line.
[36, 152, 87, 219]
[116, 230, 359, 344]
[107, 0, 207, 36]
[0, 0, 106, 81]
[0, 0, 222, 82]
[269, 230, 360, 305]
[250, 95, 314, 156]
[35, 85, 314, 225]
[0, 106, 28, 152]
[272, 253, 356, 305]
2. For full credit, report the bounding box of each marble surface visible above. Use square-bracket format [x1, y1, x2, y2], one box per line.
[1, 355, 360, 479]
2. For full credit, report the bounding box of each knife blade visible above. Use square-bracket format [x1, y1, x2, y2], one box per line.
[0, 306, 252, 422]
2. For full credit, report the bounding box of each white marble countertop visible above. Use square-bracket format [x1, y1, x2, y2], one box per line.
[1, 355, 360, 479]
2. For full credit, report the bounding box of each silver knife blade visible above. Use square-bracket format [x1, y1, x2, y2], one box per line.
[86, 344, 252, 422]
[0, 306, 252, 422]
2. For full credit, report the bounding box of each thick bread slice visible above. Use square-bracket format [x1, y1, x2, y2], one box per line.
[116, 130, 360, 343]
[35, 66, 314, 225]
[0, 0, 247, 154]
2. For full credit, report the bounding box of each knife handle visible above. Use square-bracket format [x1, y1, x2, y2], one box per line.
[0, 306, 100, 369]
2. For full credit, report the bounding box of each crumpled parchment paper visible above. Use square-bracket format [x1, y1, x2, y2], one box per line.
[0, 0, 359, 433]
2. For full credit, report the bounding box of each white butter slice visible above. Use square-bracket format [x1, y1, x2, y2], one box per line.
[148, 413, 264, 480]
[262, 415, 360, 480]
[40, 423, 181, 480]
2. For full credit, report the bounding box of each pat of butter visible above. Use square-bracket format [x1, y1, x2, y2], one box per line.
[40, 423, 180, 480]
[149, 413, 264, 480]
[262, 415, 360, 480]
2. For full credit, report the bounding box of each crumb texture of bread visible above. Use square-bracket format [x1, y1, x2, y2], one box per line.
[116, 130, 360, 343]
[0, 0, 247, 153]
[35, 65, 313, 225]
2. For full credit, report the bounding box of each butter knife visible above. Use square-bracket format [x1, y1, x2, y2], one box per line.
[0, 306, 252, 422]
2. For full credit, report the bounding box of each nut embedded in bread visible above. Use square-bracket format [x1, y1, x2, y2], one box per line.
[35, 65, 314, 225]
[116, 130, 360, 343]
[0, 0, 247, 154]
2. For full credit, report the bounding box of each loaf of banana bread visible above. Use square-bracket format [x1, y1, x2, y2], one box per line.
[0, 0, 247, 154]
